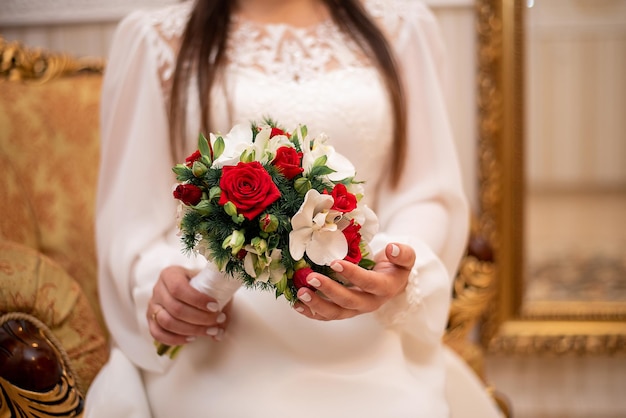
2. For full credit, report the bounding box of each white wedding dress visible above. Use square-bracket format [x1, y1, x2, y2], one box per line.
[86, 1, 503, 417]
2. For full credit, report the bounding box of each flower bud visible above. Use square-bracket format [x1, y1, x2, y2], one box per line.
[223, 201, 238, 217]
[240, 149, 256, 163]
[222, 229, 246, 255]
[275, 276, 288, 295]
[294, 177, 311, 195]
[294, 259, 309, 271]
[173, 184, 203, 206]
[250, 237, 268, 255]
[259, 213, 279, 233]
[192, 160, 208, 177]
[193, 200, 212, 215]
[293, 267, 315, 290]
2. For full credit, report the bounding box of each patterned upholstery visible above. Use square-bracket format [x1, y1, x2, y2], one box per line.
[0, 75, 103, 332]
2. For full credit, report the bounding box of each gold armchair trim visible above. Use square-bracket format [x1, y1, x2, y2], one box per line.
[0, 37, 104, 82]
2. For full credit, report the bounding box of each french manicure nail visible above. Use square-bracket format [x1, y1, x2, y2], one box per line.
[207, 302, 219, 312]
[390, 244, 400, 257]
[330, 262, 343, 272]
[214, 329, 224, 341]
[216, 312, 227, 324]
[307, 277, 321, 288]
[206, 327, 219, 336]
[299, 292, 312, 302]
[186, 336, 197, 343]
[295, 306, 304, 313]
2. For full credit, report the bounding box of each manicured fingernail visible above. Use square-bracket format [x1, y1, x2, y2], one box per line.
[214, 329, 224, 341]
[216, 312, 227, 324]
[390, 244, 400, 257]
[330, 262, 343, 272]
[307, 277, 321, 288]
[206, 327, 219, 336]
[186, 336, 196, 342]
[299, 292, 312, 302]
[295, 306, 304, 313]
[207, 302, 219, 312]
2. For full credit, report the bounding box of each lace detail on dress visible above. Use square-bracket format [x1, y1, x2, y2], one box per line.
[374, 263, 422, 327]
[226, 17, 371, 82]
[364, 0, 412, 41]
[145, 2, 192, 91]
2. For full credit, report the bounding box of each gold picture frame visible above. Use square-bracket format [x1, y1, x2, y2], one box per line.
[476, 0, 626, 355]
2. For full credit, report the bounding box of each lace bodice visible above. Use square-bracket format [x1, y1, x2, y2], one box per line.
[227, 18, 369, 83]
[145, 0, 410, 85]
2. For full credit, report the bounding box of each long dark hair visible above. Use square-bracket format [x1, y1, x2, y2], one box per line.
[169, 0, 407, 187]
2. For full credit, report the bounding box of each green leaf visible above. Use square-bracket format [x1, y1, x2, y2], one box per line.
[294, 177, 311, 195]
[213, 135, 225, 160]
[358, 258, 376, 270]
[309, 165, 336, 177]
[209, 186, 221, 201]
[312, 155, 327, 167]
[172, 164, 191, 177]
[198, 132, 212, 161]
[192, 200, 212, 216]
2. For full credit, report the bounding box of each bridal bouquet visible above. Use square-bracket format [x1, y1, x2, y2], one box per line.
[157, 119, 378, 357]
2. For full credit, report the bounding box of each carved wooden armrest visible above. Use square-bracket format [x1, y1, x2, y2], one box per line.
[0, 240, 109, 418]
[0, 315, 84, 417]
[444, 231, 496, 380]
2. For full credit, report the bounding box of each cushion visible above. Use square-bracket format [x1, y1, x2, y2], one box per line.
[0, 240, 109, 393]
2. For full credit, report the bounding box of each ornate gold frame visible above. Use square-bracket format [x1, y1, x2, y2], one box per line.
[476, 0, 626, 355]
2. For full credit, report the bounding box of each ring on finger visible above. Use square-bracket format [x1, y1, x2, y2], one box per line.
[151, 306, 163, 322]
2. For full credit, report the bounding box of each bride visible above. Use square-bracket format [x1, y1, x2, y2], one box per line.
[86, 0, 502, 417]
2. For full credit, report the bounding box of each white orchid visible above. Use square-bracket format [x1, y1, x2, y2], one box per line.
[252, 125, 294, 164]
[243, 238, 286, 283]
[302, 133, 356, 182]
[289, 189, 348, 266]
[210, 123, 254, 168]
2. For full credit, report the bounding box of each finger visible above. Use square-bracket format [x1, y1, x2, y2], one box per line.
[294, 285, 367, 321]
[299, 271, 379, 312]
[160, 266, 223, 313]
[148, 304, 198, 346]
[154, 279, 220, 327]
[327, 259, 393, 297]
[385, 243, 416, 270]
[149, 301, 227, 339]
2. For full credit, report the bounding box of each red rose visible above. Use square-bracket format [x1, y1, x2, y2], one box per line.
[293, 267, 315, 290]
[272, 147, 304, 179]
[173, 184, 203, 206]
[330, 183, 357, 213]
[342, 221, 363, 264]
[270, 127, 290, 138]
[219, 161, 281, 220]
[185, 150, 202, 167]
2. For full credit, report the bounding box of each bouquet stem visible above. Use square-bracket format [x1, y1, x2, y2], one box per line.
[156, 263, 242, 358]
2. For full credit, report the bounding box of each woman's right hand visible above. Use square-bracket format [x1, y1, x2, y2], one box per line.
[147, 266, 232, 346]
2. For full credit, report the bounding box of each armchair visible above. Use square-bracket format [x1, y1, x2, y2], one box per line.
[0, 37, 509, 418]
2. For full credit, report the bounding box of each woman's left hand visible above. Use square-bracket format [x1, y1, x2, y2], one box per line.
[293, 243, 415, 320]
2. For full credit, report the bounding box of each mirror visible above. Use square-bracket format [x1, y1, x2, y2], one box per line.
[476, 0, 626, 354]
